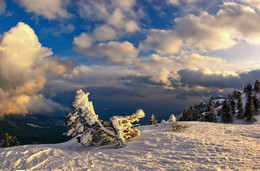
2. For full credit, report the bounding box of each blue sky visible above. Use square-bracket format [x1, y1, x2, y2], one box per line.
[0, 0, 260, 121]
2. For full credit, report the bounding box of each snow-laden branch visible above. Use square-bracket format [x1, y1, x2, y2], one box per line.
[64, 89, 145, 147]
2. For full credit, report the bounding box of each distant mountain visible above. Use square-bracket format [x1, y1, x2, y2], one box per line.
[0, 114, 70, 145]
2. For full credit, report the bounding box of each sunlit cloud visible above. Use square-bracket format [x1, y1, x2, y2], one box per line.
[19, 0, 72, 19]
[0, 22, 74, 115]
[139, 29, 183, 55]
[73, 37, 140, 65]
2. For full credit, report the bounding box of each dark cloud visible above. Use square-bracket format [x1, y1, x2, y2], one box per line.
[121, 75, 163, 87]
[178, 69, 260, 89]
[178, 69, 242, 89]
[239, 70, 260, 85]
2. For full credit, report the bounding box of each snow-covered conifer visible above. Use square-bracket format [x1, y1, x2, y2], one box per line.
[148, 114, 157, 125]
[168, 114, 176, 122]
[64, 89, 145, 147]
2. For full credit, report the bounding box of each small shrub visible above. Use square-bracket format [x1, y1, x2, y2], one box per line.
[171, 123, 188, 132]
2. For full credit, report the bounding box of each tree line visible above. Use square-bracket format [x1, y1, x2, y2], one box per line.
[179, 80, 260, 123]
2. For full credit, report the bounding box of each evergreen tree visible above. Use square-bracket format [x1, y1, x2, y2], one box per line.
[168, 114, 176, 122]
[232, 90, 242, 99]
[244, 83, 253, 94]
[221, 99, 233, 123]
[65, 89, 145, 147]
[0, 133, 19, 148]
[244, 92, 256, 121]
[237, 94, 244, 119]
[253, 94, 259, 114]
[254, 80, 260, 93]
[206, 101, 215, 112]
[203, 102, 217, 122]
[149, 114, 158, 125]
[179, 106, 195, 121]
[193, 108, 202, 121]
[186, 105, 195, 121]
[230, 98, 236, 116]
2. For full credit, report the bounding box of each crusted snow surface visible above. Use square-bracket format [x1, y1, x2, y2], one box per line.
[1, 118, 260, 170]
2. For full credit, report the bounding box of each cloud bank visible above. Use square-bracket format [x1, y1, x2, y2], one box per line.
[0, 22, 74, 115]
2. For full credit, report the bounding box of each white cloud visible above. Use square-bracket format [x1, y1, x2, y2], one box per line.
[94, 25, 117, 41]
[77, 0, 140, 35]
[167, 0, 180, 5]
[140, 29, 183, 55]
[73, 33, 93, 49]
[112, 0, 136, 11]
[77, 0, 110, 20]
[19, 0, 71, 19]
[125, 20, 140, 33]
[0, 22, 73, 115]
[241, 0, 260, 11]
[150, 68, 173, 86]
[73, 32, 140, 65]
[175, 13, 237, 51]
[144, 1, 260, 55]
[96, 41, 139, 64]
[217, 2, 260, 44]
[149, 53, 226, 72]
[107, 8, 125, 28]
[0, 0, 6, 15]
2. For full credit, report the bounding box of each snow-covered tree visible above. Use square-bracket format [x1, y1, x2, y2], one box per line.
[168, 114, 176, 122]
[148, 114, 157, 125]
[64, 89, 145, 147]
[109, 109, 145, 147]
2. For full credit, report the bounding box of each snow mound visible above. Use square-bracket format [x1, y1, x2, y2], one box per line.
[0, 122, 259, 170]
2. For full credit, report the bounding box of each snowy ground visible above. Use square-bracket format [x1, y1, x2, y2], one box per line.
[0, 116, 259, 170]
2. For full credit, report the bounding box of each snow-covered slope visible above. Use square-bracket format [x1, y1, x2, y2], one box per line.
[0, 120, 259, 170]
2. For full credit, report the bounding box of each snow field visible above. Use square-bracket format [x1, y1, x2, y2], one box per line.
[0, 119, 259, 170]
